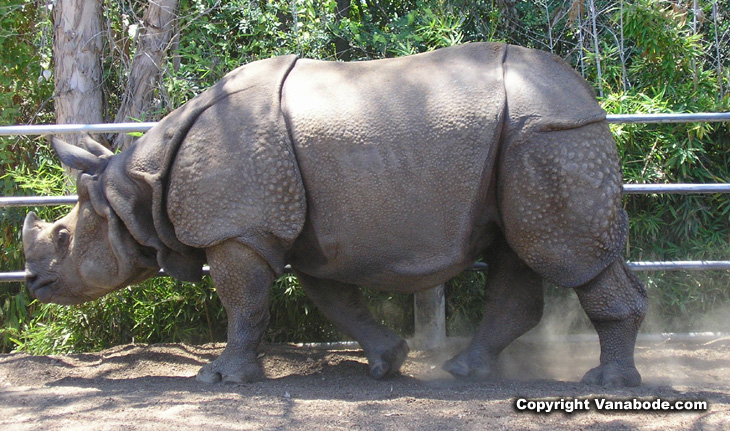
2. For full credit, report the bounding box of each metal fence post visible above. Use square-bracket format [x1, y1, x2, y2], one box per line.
[412, 284, 446, 350]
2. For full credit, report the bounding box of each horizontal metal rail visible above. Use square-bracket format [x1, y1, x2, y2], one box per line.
[5, 239, 727, 281]
[474, 261, 730, 272]
[0, 122, 156, 136]
[0, 269, 212, 284]
[1, 272, 34, 283]
[4, 183, 730, 209]
[300, 332, 730, 349]
[2, 113, 730, 283]
[0, 113, 729, 136]
[628, 261, 730, 271]
[606, 112, 730, 124]
[622, 183, 730, 194]
[0, 196, 79, 207]
[4, 260, 730, 283]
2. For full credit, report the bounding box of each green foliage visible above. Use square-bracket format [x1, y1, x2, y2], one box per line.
[165, 0, 339, 108]
[2, 0, 730, 354]
[267, 274, 337, 343]
[0, 0, 56, 352]
[620, 0, 705, 93]
[0, 0, 54, 275]
[445, 271, 487, 336]
[12, 278, 222, 354]
[0, 141, 74, 352]
[9, 270, 412, 353]
[336, 6, 466, 58]
[0, 1, 53, 126]
[600, 0, 730, 331]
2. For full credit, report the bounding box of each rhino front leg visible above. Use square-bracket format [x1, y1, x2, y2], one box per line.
[197, 240, 275, 384]
[575, 259, 647, 387]
[295, 271, 410, 379]
[444, 235, 544, 378]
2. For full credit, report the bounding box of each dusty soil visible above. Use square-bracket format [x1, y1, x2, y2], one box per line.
[1, 337, 729, 430]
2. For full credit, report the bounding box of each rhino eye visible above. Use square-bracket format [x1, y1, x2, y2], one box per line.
[55, 228, 71, 251]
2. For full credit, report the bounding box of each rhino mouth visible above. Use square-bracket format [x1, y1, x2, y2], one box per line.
[26, 275, 57, 303]
[28, 280, 89, 305]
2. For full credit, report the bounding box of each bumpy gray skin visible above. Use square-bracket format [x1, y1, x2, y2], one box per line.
[22, 43, 647, 387]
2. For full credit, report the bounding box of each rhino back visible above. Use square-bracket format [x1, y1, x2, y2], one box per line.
[283, 43, 507, 290]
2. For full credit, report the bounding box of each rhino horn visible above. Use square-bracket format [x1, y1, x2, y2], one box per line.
[22, 211, 41, 243]
[22, 211, 46, 263]
[50, 137, 108, 174]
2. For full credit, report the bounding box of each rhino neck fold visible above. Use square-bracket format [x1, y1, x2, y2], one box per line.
[99, 54, 304, 283]
[101, 150, 206, 283]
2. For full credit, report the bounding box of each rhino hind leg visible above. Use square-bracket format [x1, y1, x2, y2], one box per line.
[498, 122, 647, 386]
[295, 271, 410, 379]
[575, 259, 647, 387]
[197, 240, 275, 384]
[443, 234, 544, 379]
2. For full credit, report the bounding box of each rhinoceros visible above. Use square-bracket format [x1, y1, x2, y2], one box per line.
[23, 42, 647, 386]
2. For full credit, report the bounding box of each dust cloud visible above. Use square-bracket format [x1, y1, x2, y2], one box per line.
[409, 283, 730, 386]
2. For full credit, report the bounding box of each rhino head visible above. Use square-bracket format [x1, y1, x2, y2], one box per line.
[22, 137, 159, 305]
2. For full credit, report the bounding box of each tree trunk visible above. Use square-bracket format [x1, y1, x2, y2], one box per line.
[334, 0, 351, 61]
[112, 0, 179, 152]
[53, 0, 104, 151]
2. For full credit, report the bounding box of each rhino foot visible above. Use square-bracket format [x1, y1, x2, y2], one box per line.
[367, 339, 410, 379]
[442, 350, 497, 379]
[581, 362, 641, 387]
[196, 351, 264, 384]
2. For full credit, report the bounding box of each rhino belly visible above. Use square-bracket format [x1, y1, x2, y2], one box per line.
[283, 44, 506, 291]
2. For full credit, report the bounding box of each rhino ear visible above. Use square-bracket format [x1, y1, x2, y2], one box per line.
[79, 133, 114, 158]
[50, 137, 108, 174]
[76, 173, 92, 201]
[78, 173, 114, 219]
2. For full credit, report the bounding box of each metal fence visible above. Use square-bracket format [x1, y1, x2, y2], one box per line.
[2, 112, 730, 284]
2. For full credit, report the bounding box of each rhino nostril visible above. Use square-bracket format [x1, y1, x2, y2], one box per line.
[26, 273, 38, 287]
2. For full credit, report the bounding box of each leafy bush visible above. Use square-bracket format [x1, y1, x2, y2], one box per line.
[600, 0, 730, 331]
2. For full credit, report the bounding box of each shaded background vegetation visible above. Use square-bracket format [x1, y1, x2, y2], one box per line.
[1, 0, 729, 354]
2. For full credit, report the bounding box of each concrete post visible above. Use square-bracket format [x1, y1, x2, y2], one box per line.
[412, 284, 446, 350]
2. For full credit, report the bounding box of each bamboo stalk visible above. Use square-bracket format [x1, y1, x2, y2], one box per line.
[588, 0, 603, 98]
[619, 0, 628, 91]
[713, 1, 724, 99]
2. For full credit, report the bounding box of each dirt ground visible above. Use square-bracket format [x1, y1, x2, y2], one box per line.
[1, 336, 729, 430]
